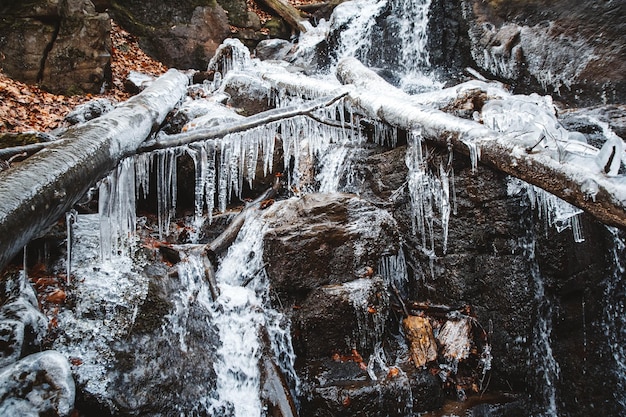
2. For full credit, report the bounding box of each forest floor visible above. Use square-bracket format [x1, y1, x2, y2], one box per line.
[0, 21, 169, 134]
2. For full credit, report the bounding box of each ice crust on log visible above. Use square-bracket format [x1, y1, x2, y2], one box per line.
[0, 69, 189, 271]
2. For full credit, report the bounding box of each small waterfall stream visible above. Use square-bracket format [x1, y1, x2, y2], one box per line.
[603, 228, 626, 412]
[207, 214, 298, 416]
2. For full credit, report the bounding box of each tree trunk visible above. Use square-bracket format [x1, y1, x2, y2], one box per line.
[0, 69, 189, 272]
[259, 0, 309, 33]
[336, 57, 626, 230]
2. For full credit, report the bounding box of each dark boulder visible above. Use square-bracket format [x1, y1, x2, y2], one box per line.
[261, 193, 400, 305]
[0, 0, 112, 95]
[458, 0, 626, 105]
[110, 0, 232, 70]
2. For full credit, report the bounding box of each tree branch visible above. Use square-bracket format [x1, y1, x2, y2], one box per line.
[336, 57, 626, 230]
[138, 93, 348, 153]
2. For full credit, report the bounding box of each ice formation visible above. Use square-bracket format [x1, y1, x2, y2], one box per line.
[405, 128, 454, 255]
[508, 178, 585, 242]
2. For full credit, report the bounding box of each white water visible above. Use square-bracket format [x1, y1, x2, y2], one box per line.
[330, 0, 441, 93]
[209, 214, 298, 416]
[508, 180, 562, 415]
[520, 231, 560, 416]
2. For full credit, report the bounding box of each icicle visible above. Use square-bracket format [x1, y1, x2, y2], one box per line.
[134, 152, 152, 200]
[461, 137, 481, 173]
[439, 163, 451, 254]
[205, 141, 217, 223]
[218, 139, 231, 213]
[65, 209, 77, 283]
[156, 149, 177, 239]
[188, 144, 209, 226]
[377, 248, 409, 295]
[99, 158, 137, 259]
[508, 178, 585, 243]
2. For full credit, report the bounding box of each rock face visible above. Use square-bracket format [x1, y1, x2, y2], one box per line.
[50, 215, 220, 415]
[0, 0, 112, 95]
[262, 193, 400, 304]
[261, 194, 445, 415]
[454, 0, 626, 105]
[352, 143, 624, 416]
[110, 0, 231, 70]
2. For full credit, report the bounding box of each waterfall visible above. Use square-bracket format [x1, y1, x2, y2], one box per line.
[525, 236, 560, 416]
[603, 228, 626, 411]
[330, 0, 442, 92]
[209, 213, 298, 416]
[509, 179, 561, 416]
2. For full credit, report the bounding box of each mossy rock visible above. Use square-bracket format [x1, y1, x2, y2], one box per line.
[0, 132, 53, 149]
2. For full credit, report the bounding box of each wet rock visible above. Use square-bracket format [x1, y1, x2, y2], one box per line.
[0, 272, 48, 370]
[52, 214, 219, 415]
[261, 193, 400, 304]
[0, 351, 75, 417]
[41, 0, 112, 95]
[299, 359, 443, 416]
[221, 72, 273, 115]
[254, 39, 294, 61]
[293, 277, 388, 359]
[0, 0, 112, 94]
[460, 0, 626, 105]
[110, 0, 231, 70]
[0, 16, 57, 85]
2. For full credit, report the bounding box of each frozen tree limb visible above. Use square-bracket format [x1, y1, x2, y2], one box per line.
[336, 57, 626, 230]
[0, 142, 53, 160]
[0, 69, 189, 272]
[137, 93, 348, 153]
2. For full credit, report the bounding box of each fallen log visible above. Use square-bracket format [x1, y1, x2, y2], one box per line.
[0, 142, 52, 161]
[336, 57, 626, 230]
[0, 69, 189, 272]
[259, 0, 310, 33]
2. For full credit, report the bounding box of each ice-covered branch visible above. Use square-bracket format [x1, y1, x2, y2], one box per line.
[336, 57, 626, 230]
[137, 93, 348, 153]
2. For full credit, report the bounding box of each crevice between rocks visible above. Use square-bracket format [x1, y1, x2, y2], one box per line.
[37, 18, 61, 84]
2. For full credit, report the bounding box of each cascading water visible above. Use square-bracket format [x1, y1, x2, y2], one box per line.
[508, 179, 564, 416]
[208, 213, 298, 416]
[603, 228, 626, 412]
